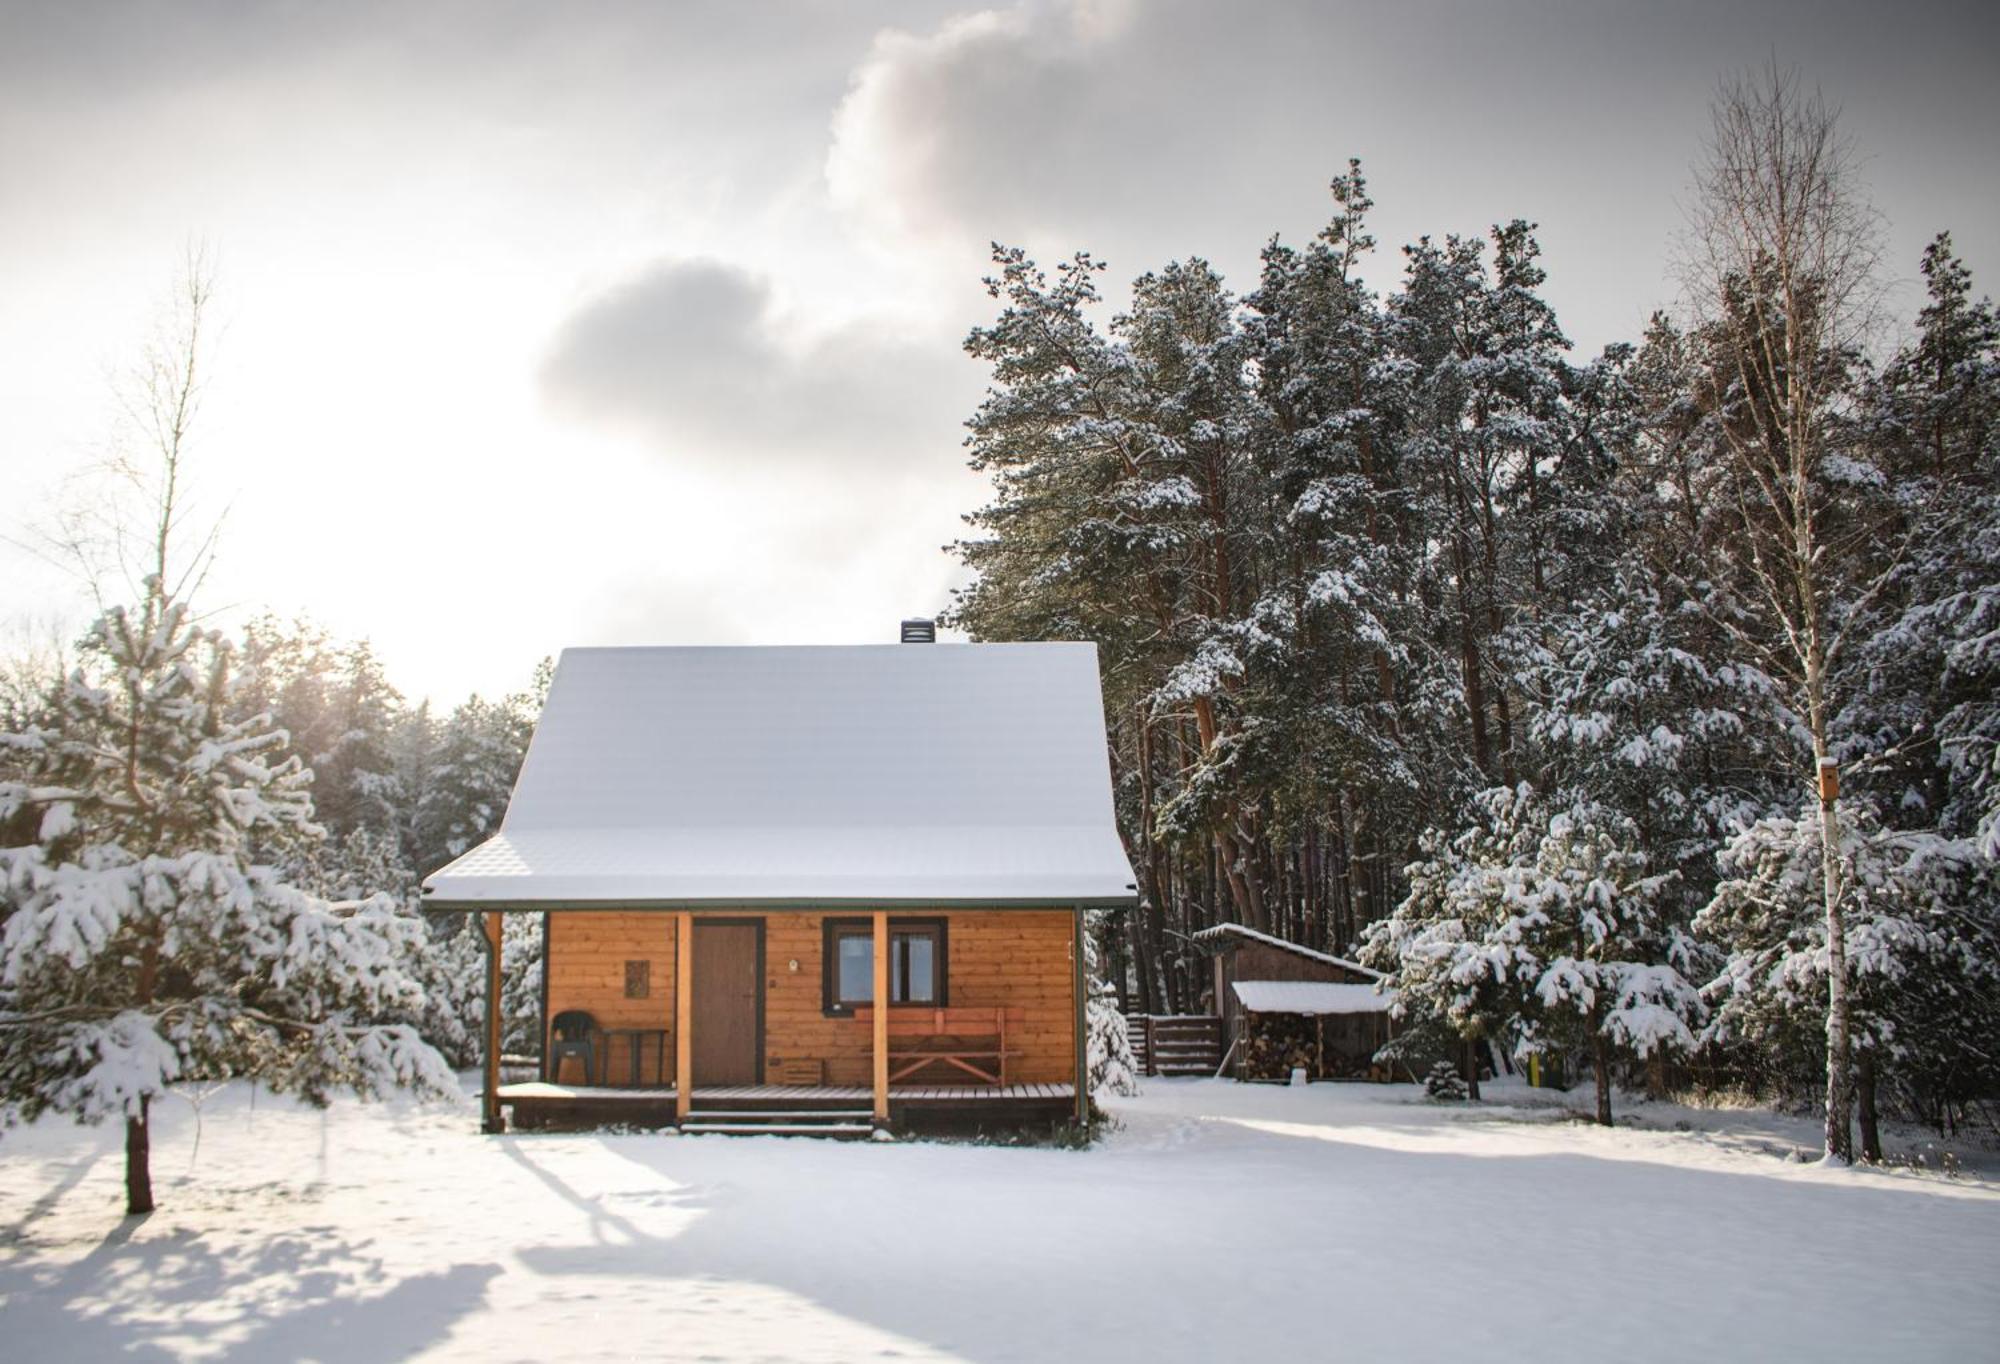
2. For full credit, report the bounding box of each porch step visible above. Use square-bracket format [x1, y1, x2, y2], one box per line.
[689, 1109, 874, 1121]
[681, 1121, 874, 1138]
[681, 1106, 875, 1138]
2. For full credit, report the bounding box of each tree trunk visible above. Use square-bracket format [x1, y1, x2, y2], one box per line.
[125, 1096, 155, 1216]
[1857, 1051, 1882, 1163]
[1461, 1038, 1482, 1102]
[1815, 738, 1853, 1163]
[1592, 1035, 1614, 1127]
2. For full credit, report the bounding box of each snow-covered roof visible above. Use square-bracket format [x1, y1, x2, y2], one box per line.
[1190, 923, 1385, 980]
[422, 643, 1137, 908]
[1232, 980, 1395, 1015]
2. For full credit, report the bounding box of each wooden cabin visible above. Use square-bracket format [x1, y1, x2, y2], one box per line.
[421, 635, 1137, 1134]
[1191, 923, 1397, 1082]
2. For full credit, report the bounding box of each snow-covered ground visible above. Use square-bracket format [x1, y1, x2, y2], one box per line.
[3, 1077, 1996, 1362]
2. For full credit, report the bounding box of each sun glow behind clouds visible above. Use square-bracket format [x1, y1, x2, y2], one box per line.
[2, 0, 1993, 702]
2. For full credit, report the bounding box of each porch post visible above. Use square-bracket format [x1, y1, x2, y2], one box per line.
[675, 911, 693, 1123]
[481, 911, 504, 1134]
[1073, 906, 1089, 1126]
[872, 910, 890, 1125]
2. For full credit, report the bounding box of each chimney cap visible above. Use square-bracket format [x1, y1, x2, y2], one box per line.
[900, 618, 937, 643]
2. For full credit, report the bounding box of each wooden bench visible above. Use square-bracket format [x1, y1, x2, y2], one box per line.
[852, 1006, 1025, 1086]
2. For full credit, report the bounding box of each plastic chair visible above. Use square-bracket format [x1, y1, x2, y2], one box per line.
[548, 1010, 600, 1085]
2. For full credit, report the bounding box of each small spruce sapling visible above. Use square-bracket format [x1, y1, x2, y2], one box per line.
[1425, 1060, 1470, 1101]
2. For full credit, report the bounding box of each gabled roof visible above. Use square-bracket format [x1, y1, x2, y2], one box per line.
[1190, 923, 1385, 981]
[422, 643, 1137, 909]
[1232, 980, 1395, 1015]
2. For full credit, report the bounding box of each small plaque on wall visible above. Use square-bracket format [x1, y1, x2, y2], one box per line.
[624, 960, 650, 999]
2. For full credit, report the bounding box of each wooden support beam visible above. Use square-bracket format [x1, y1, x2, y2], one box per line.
[872, 910, 890, 1125]
[675, 911, 693, 1123]
[1072, 906, 1088, 1127]
[481, 911, 504, 1134]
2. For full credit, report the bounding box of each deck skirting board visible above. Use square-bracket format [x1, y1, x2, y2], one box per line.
[496, 1081, 1074, 1105]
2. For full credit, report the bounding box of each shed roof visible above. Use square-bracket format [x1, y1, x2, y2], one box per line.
[1232, 980, 1396, 1015]
[1190, 923, 1385, 981]
[421, 643, 1137, 909]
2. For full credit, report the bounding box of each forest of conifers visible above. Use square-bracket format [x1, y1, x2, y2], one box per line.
[945, 145, 1998, 1145]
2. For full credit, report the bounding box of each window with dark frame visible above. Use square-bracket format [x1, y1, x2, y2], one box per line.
[822, 919, 947, 1013]
[624, 960, 650, 999]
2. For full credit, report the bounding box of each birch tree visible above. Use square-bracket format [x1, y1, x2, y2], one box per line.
[1680, 63, 1885, 1161]
[0, 264, 454, 1214]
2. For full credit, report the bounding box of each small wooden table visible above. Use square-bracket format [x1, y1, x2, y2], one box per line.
[601, 1027, 670, 1087]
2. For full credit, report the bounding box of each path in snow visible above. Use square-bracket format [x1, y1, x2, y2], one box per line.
[1, 1077, 1995, 1362]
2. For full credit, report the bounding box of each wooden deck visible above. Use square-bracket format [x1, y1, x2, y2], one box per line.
[496, 1081, 1073, 1105]
[495, 1080, 1075, 1132]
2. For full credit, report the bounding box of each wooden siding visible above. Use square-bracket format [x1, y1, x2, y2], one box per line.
[545, 912, 679, 1081]
[1217, 941, 1375, 1032]
[763, 910, 1076, 1087]
[542, 909, 1077, 1089]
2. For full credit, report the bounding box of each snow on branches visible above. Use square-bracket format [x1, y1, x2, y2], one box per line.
[0, 585, 456, 1210]
[1362, 785, 1702, 1124]
[1696, 801, 2000, 1127]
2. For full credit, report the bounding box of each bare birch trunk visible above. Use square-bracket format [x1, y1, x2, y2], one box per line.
[1815, 732, 1853, 1162]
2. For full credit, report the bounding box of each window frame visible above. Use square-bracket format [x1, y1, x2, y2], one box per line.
[822, 917, 949, 1016]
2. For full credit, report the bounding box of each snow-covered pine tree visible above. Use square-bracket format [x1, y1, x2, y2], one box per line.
[1239, 162, 1428, 947]
[1362, 785, 1702, 1123]
[0, 583, 457, 1213]
[1850, 233, 2000, 847]
[1697, 800, 2000, 1157]
[235, 616, 406, 855]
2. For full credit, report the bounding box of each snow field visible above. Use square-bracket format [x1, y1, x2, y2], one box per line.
[1, 1076, 1995, 1362]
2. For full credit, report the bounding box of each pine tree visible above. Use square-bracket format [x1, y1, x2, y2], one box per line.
[0, 584, 456, 1213]
[1698, 800, 1999, 1155]
[1362, 785, 1702, 1123]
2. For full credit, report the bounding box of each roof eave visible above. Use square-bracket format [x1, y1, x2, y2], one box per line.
[421, 893, 1140, 913]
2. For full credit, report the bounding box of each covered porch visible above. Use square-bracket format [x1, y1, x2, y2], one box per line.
[466, 904, 1093, 1133]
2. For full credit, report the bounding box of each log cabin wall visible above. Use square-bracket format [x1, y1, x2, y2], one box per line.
[762, 909, 1076, 1087]
[540, 908, 1077, 1088]
[544, 912, 679, 1080]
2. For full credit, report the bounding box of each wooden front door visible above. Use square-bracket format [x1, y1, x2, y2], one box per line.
[691, 921, 762, 1086]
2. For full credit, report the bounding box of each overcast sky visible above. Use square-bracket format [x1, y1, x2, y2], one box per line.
[3, 0, 1995, 703]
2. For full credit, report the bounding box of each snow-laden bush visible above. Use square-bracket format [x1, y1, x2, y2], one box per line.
[1084, 914, 1138, 1099]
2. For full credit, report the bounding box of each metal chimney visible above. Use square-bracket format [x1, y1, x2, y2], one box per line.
[900, 618, 937, 643]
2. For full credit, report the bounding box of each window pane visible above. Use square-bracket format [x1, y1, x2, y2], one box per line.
[901, 933, 936, 1003]
[837, 932, 873, 1004]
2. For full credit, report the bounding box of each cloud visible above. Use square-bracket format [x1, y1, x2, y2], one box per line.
[539, 258, 979, 474]
[824, 0, 1359, 277]
[821, 0, 2000, 357]
[826, 3, 1137, 247]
